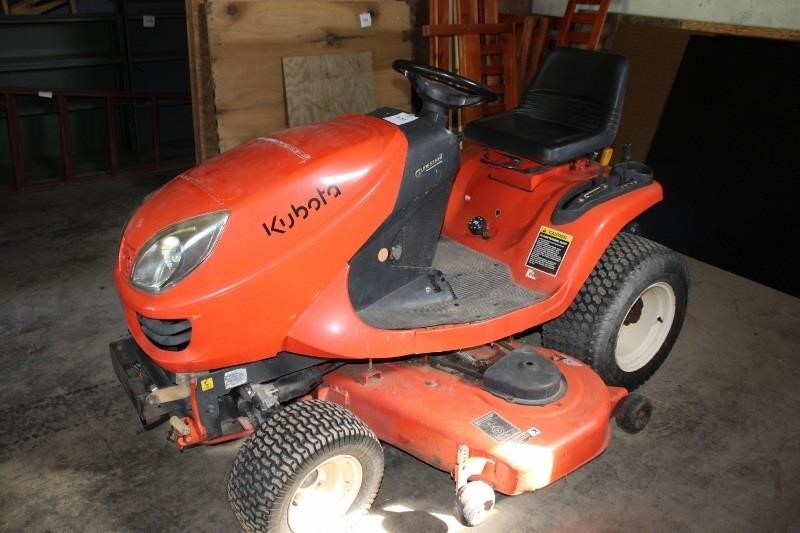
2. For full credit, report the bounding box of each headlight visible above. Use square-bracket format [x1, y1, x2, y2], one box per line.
[131, 211, 229, 293]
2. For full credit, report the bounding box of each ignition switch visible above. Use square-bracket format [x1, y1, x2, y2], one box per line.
[468, 216, 490, 239]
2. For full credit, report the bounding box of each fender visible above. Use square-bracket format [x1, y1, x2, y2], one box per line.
[442, 148, 663, 324]
[284, 151, 661, 358]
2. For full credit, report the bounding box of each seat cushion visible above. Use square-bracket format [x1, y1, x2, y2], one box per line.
[464, 94, 619, 164]
[463, 48, 628, 165]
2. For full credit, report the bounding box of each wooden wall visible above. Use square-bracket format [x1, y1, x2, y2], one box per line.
[186, 0, 412, 160]
[186, 0, 219, 161]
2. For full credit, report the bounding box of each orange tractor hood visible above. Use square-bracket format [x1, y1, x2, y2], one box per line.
[123, 114, 405, 249]
[115, 114, 408, 372]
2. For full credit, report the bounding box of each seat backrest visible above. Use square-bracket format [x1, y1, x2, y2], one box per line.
[463, 47, 629, 164]
[519, 47, 628, 133]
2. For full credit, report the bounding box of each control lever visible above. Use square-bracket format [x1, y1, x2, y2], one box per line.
[622, 143, 632, 184]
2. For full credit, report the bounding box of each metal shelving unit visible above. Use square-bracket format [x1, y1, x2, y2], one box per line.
[0, 0, 193, 192]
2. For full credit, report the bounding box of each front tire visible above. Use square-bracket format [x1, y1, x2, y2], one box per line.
[227, 400, 384, 533]
[542, 232, 689, 390]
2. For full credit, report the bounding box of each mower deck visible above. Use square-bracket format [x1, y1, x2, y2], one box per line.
[317, 348, 628, 496]
[359, 238, 545, 329]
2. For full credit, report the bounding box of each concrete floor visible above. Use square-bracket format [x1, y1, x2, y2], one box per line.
[1, 172, 799, 533]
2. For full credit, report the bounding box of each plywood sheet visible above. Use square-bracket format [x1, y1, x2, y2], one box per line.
[283, 52, 375, 127]
[608, 23, 690, 161]
[206, 0, 411, 152]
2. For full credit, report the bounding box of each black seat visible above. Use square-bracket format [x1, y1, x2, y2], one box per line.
[464, 47, 629, 165]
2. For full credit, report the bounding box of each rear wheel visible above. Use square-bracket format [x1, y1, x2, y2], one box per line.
[542, 232, 689, 390]
[227, 400, 384, 533]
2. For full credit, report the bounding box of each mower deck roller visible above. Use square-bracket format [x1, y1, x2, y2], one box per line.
[318, 349, 628, 496]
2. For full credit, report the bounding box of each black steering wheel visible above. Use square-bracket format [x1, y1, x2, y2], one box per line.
[392, 59, 497, 111]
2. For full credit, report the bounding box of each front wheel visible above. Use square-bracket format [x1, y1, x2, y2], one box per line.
[542, 232, 689, 390]
[227, 400, 384, 533]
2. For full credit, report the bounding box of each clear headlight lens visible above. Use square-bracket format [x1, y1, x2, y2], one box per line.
[131, 211, 229, 293]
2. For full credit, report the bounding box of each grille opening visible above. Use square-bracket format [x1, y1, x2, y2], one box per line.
[137, 315, 191, 351]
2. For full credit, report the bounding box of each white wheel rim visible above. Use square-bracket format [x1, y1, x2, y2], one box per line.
[615, 282, 676, 372]
[287, 454, 363, 533]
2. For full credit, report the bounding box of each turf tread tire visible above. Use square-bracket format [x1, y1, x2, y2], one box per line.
[542, 232, 689, 390]
[227, 400, 384, 533]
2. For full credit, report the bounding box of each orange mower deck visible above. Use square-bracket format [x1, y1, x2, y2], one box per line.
[317, 347, 628, 496]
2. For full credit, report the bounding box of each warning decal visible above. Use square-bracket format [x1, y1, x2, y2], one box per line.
[526, 226, 573, 276]
[508, 426, 542, 444]
[200, 377, 214, 392]
[472, 412, 521, 442]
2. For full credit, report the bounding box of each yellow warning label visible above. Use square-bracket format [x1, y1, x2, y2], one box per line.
[200, 377, 214, 391]
[526, 226, 574, 276]
[540, 226, 573, 242]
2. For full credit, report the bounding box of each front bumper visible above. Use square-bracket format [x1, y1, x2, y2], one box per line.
[110, 336, 187, 427]
[111, 335, 324, 448]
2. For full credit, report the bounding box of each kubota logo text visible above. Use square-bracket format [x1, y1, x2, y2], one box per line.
[262, 185, 342, 236]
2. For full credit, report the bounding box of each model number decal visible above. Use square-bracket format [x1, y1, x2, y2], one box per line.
[526, 226, 573, 276]
[509, 426, 542, 444]
[262, 185, 342, 237]
[414, 153, 444, 178]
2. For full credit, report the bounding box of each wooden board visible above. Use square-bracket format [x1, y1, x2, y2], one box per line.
[679, 20, 800, 42]
[603, 13, 800, 44]
[283, 52, 375, 127]
[206, 0, 411, 153]
[185, 0, 220, 162]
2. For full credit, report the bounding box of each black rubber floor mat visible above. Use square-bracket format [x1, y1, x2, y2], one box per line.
[358, 238, 545, 329]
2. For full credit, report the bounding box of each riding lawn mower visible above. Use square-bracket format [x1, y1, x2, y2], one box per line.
[110, 47, 689, 532]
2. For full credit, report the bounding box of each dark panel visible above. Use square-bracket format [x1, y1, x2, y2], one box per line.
[348, 108, 460, 310]
[642, 35, 800, 297]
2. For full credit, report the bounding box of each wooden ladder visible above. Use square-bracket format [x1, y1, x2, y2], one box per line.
[554, 0, 611, 50]
[426, 0, 518, 127]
